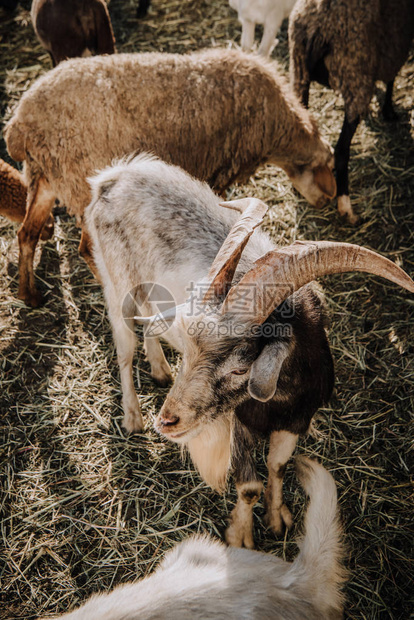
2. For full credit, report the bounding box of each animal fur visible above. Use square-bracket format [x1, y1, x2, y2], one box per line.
[289, 0, 414, 223]
[0, 158, 53, 239]
[40, 457, 346, 620]
[31, 0, 116, 66]
[230, 0, 297, 56]
[4, 47, 336, 306]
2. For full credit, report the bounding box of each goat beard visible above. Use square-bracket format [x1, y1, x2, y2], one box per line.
[185, 415, 232, 493]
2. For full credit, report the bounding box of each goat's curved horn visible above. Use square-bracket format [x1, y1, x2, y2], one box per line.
[203, 198, 269, 303]
[222, 241, 414, 324]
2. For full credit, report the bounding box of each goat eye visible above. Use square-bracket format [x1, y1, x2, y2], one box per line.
[231, 368, 248, 376]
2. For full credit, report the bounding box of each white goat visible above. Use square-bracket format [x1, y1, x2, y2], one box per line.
[40, 457, 346, 620]
[230, 0, 297, 55]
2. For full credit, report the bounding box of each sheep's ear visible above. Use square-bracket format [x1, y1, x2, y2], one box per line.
[248, 342, 290, 402]
[313, 165, 337, 199]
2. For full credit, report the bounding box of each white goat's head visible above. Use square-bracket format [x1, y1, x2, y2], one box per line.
[136, 199, 414, 447]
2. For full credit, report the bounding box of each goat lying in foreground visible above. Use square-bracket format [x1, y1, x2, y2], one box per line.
[41, 458, 346, 620]
[86, 154, 414, 547]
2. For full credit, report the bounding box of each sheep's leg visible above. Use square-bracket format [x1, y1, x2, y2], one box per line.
[225, 419, 263, 549]
[240, 19, 255, 52]
[382, 80, 397, 121]
[264, 430, 298, 535]
[79, 227, 100, 281]
[143, 336, 173, 387]
[258, 19, 280, 56]
[17, 177, 56, 307]
[335, 112, 360, 225]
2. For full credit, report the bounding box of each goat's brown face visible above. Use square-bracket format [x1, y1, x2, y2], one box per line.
[283, 144, 336, 208]
[154, 314, 291, 444]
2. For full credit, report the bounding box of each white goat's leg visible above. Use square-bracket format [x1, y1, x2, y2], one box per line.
[240, 19, 255, 52]
[264, 430, 298, 535]
[258, 19, 280, 56]
[106, 288, 142, 432]
[112, 318, 143, 433]
[225, 418, 262, 549]
[143, 336, 173, 387]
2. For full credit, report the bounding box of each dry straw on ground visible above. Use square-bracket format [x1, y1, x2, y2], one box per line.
[0, 1, 413, 619]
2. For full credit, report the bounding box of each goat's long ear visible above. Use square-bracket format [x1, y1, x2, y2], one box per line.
[248, 341, 290, 402]
[203, 198, 269, 303]
[222, 241, 414, 325]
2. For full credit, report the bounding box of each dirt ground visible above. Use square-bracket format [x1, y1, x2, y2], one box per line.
[0, 1, 413, 619]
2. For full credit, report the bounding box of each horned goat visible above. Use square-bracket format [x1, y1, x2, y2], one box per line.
[85, 154, 414, 547]
[31, 0, 116, 66]
[4, 48, 336, 308]
[289, 0, 414, 224]
[0, 158, 53, 240]
[229, 0, 297, 56]
[40, 458, 346, 620]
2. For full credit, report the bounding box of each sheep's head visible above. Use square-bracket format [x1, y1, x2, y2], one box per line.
[282, 139, 336, 208]
[136, 199, 414, 447]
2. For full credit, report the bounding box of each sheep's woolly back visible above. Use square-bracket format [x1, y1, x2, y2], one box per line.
[289, 0, 414, 120]
[4, 49, 320, 219]
[0, 158, 27, 223]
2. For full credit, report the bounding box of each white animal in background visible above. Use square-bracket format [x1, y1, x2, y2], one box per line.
[229, 0, 297, 55]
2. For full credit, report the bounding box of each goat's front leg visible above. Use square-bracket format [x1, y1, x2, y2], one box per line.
[335, 111, 360, 225]
[106, 295, 143, 433]
[17, 176, 56, 307]
[264, 430, 298, 535]
[225, 418, 263, 549]
[138, 298, 173, 387]
[143, 336, 173, 387]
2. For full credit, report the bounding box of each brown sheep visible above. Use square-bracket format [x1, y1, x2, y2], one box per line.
[31, 0, 116, 66]
[4, 48, 336, 307]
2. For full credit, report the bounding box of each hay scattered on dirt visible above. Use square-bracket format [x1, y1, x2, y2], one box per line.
[0, 2, 413, 619]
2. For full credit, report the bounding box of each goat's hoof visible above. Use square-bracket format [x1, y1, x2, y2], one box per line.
[264, 504, 293, 536]
[121, 398, 144, 433]
[225, 523, 255, 550]
[337, 196, 360, 226]
[19, 288, 43, 308]
[122, 415, 144, 434]
[151, 366, 173, 387]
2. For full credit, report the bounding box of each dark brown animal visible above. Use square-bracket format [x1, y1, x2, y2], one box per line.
[289, 0, 414, 224]
[31, 0, 116, 66]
